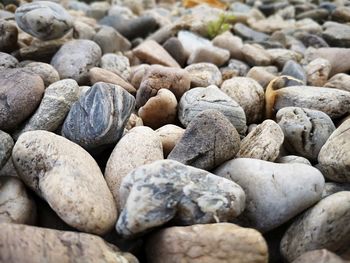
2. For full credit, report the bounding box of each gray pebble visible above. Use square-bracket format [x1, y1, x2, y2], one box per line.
[0, 52, 18, 69]
[23, 62, 60, 87]
[0, 131, 14, 169]
[185, 62, 222, 88]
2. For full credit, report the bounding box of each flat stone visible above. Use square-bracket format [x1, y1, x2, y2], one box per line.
[0, 131, 13, 169]
[305, 58, 332, 86]
[276, 155, 311, 165]
[292, 249, 346, 263]
[168, 109, 241, 171]
[323, 23, 350, 48]
[116, 160, 245, 238]
[185, 62, 222, 88]
[13, 130, 117, 235]
[233, 23, 269, 42]
[215, 158, 325, 232]
[0, 20, 18, 52]
[237, 120, 284, 161]
[22, 62, 60, 87]
[187, 46, 230, 67]
[0, 69, 44, 132]
[155, 124, 184, 157]
[62, 82, 135, 150]
[242, 44, 272, 66]
[51, 39, 102, 84]
[281, 191, 350, 262]
[325, 73, 350, 92]
[178, 85, 247, 135]
[100, 53, 131, 81]
[93, 26, 131, 54]
[15, 1, 73, 40]
[212, 31, 244, 61]
[281, 60, 307, 85]
[162, 37, 187, 67]
[0, 52, 18, 69]
[146, 223, 268, 263]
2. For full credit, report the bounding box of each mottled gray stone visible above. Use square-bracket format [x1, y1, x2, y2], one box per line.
[178, 85, 247, 135]
[23, 62, 60, 87]
[281, 60, 307, 86]
[185, 63, 222, 88]
[324, 73, 350, 92]
[292, 249, 346, 263]
[305, 58, 332, 86]
[93, 26, 131, 54]
[187, 46, 230, 67]
[116, 160, 246, 238]
[0, 20, 18, 52]
[281, 191, 350, 262]
[233, 23, 269, 42]
[62, 82, 135, 150]
[323, 23, 350, 48]
[168, 110, 240, 171]
[0, 131, 13, 169]
[0, 52, 18, 69]
[322, 183, 350, 199]
[15, 1, 73, 40]
[215, 158, 325, 233]
[72, 21, 95, 40]
[100, 53, 131, 81]
[318, 119, 350, 183]
[14, 79, 79, 139]
[51, 39, 101, 84]
[220, 59, 250, 80]
[276, 155, 311, 166]
[277, 107, 335, 161]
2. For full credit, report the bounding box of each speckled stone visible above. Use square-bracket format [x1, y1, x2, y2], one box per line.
[100, 53, 131, 81]
[22, 62, 60, 87]
[185, 62, 222, 88]
[324, 73, 350, 92]
[0, 52, 18, 69]
[305, 58, 332, 86]
[0, 131, 13, 169]
[116, 160, 246, 238]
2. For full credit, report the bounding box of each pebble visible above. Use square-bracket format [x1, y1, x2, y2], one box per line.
[294, 32, 329, 48]
[331, 6, 350, 23]
[305, 58, 332, 86]
[292, 249, 347, 263]
[0, 130, 13, 169]
[187, 45, 230, 67]
[0, 20, 18, 52]
[322, 182, 350, 199]
[178, 85, 247, 135]
[73, 21, 96, 40]
[266, 48, 301, 69]
[246, 66, 277, 88]
[281, 60, 307, 85]
[168, 109, 241, 171]
[233, 23, 269, 42]
[215, 158, 325, 233]
[146, 223, 268, 263]
[242, 44, 272, 66]
[116, 160, 246, 238]
[155, 124, 184, 157]
[185, 62, 222, 88]
[100, 53, 131, 81]
[62, 82, 135, 150]
[177, 30, 212, 57]
[0, 69, 44, 132]
[276, 155, 311, 165]
[280, 191, 350, 262]
[51, 39, 102, 84]
[15, 1, 73, 40]
[22, 62, 60, 87]
[0, 52, 18, 69]
[86, 1, 109, 20]
[212, 31, 244, 60]
[162, 37, 187, 67]
[220, 59, 250, 80]
[324, 73, 350, 92]
[93, 26, 131, 54]
[322, 23, 350, 48]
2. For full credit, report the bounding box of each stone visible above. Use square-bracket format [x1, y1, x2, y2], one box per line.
[323, 23, 350, 48]
[281, 60, 307, 85]
[187, 46, 230, 67]
[305, 58, 332, 86]
[296, 8, 329, 23]
[0, 176, 36, 224]
[86, 1, 109, 20]
[155, 125, 184, 157]
[276, 155, 311, 165]
[294, 32, 329, 49]
[246, 66, 277, 88]
[0, 52, 18, 69]
[15, 1, 73, 40]
[0, 20, 18, 52]
[276, 107, 335, 162]
[146, 223, 269, 263]
[185, 62, 222, 88]
[177, 30, 212, 57]
[0, 131, 13, 169]
[168, 109, 240, 171]
[138, 89, 177, 129]
[133, 40, 180, 68]
[292, 249, 346, 263]
[322, 183, 350, 199]
[62, 82, 135, 150]
[237, 120, 284, 162]
[51, 39, 102, 84]
[125, 113, 143, 130]
[93, 26, 131, 54]
[233, 23, 269, 42]
[266, 49, 301, 69]
[13, 79, 79, 139]
[331, 6, 350, 23]
[100, 53, 131, 81]
[13, 130, 117, 235]
[221, 77, 264, 124]
[162, 37, 187, 67]
[116, 160, 245, 238]
[88, 67, 136, 95]
[23, 62, 60, 87]
[220, 59, 250, 80]
[0, 223, 139, 263]
[105, 126, 163, 209]
[0, 69, 45, 132]
[73, 21, 96, 40]
[280, 191, 350, 262]
[318, 119, 350, 183]
[324, 73, 350, 92]
[215, 158, 325, 232]
[136, 65, 190, 108]
[178, 85, 247, 135]
[242, 44, 272, 66]
[0, 159, 18, 178]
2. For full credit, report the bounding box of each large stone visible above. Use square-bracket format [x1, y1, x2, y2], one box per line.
[62, 82, 135, 150]
[116, 160, 246, 238]
[0, 69, 44, 132]
[178, 85, 247, 135]
[15, 1, 73, 40]
[0, 130, 13, 169]
[12, 131, 117, 235]
[51, 39, 102, 84]
[185, 62, 222, 88]
[0, 223, 139, 263]
[281, 191, 350, 262]
[215, 158, 325, 232]
[168, 110, 240, 171]
[105, 126, 164, 208]
[146, 223, 268, 263]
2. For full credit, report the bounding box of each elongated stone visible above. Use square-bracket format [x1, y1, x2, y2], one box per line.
[0, 130, 13, 169]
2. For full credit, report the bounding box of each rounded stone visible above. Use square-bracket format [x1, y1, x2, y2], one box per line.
[15, 1, 73, 40]
[12, 130, 117, 235]
[0, 52, 18, 70]
[185, 62, 222, 88]
[100, 53, 131, 81]
[0, 20, 18, 52]
[93, 26, 131, 54]
[0, 130, 13, 169]
[155, 124, 184, 157]
[324, 73, 350, 92]
[0, 69, 45, 132]
[305, 58, 332, 86]
[292, 249, 346, 263]
[23, 62, 60, 87]
[276, 155, 311, 166]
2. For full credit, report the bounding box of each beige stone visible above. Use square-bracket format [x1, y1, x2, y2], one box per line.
[155, 124, 184, 157]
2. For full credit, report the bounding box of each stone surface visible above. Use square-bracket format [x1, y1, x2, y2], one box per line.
[13, 79, 79, 139]
[281, 191, 350, 262]
[322, 183, 350, 199]
[93, 26, 131, 54]
[247, 66, 277, 88]
[73, 21, 95, 40]
[146, 223, 269, 263]
[215, 158, 325, 233]
[281, 60, 307, 85]
[155, 125, 184, 157]
[13, 131, 117, 235]
[242, 44, 272, 66]
[116, 160, 245, 238]
[187, 46, 230, 67]
[0, 52, 18, 69]
[0, 69, 45, 132]
[292, 249, 346, 263]
[62, 82, 135, 150]
[162, 37, 187, 67]
[178, 85, 247, 135]
[322, 23, 350, 48]
[100, 53, 131, 81]
[324, 73, 350, 92]
[15, 1, 73, 40]
[237, 120, 284, 162]
[305, 58, 332, 86]
[51, 39, 102, 84]
[0, 20, 18, 52]
[0, 223, 139, 263]
[0, 131, 13, 169]
[185, 62, 222, 88]
[168, 110, 240, 171]
[23, 62, 60, 87]
[0, 176, 36, 224]
[220, 59, 250, 80]
[266, 49, 301, 69]
[221, 77, 264, 124]
[276, 155, 311, 165]
[318, 119, 350, 183]
[234, 23, 269, 42]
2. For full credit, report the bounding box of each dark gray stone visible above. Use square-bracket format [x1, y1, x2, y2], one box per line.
[62, 82, 135, 150]
[233, 23, 269, 42]
[162, 37, 187, 67]
[323, 23, 350, 48]
[294, 32, 329, 48]
[281, 60, 307, 86]
[0, 130, 13, 169]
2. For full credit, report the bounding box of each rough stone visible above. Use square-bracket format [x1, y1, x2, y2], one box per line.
[0, 52, 18, 69]
[100, 53, 131, 81]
